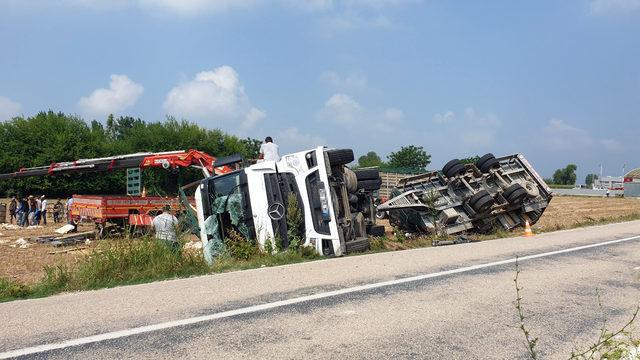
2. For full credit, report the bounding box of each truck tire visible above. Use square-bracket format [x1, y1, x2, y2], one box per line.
[442, 159, 461, 175]
[367, 225, 386, 237]
[343, 168, 358, 193]
[476, 153, 499, 173]
[503, 183, 527, 204]
[472, 194, 495, 213]
[468, 190, 490, 207]
[345, 238, 370, 253]
[358, 177, 382, 191]
[327, 149, 354, 166]
[445, 163, 465, 178]
[354, 169, 380, 180]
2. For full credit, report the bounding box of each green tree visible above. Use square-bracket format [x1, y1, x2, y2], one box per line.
[357, 151, 384, 168]
[460, 155, 480, 165]
[386, 145, 431, 172]
[585, 173, 599, 187]
[552, 164, 578, 185]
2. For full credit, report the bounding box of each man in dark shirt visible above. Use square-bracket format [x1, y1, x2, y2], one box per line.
[8, 197, 17, 224]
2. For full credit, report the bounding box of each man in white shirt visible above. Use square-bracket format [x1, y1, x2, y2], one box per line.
[152, 205, 180, 250]
[259, 136, 281, 162]
[40, 195, 48, 225]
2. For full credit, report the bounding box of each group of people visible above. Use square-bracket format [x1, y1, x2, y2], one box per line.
[7, 195, 65, 227]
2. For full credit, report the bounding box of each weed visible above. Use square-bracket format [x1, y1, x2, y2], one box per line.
[224, 229, 260, 261]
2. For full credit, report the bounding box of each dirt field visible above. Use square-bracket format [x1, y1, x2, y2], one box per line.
[1, 196, 640, 284]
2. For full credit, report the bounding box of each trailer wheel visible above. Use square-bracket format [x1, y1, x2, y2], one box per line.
[476, 153, 500, 173]
[472, 194, 495, 213]
[343, 168, 358, 193]
[358, 177, 382, 191]
[444, 163, 466, 178]
[368, 225, 386, 237]
[475, 153, 495, 168]
[442, 159, 461, 175]
[503, 183, 527, 204]
[468, 190, 491, 207]
[354, 169, 380, 181]
[327, 149, 354, 166]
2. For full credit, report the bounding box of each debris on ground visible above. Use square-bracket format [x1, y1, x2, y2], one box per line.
[14, 238, 30, 249]
[55, 224, 76, 234]
[184, 241, 203, 250]
[48, 247, 87, 255]
[1, 224, 21, 230]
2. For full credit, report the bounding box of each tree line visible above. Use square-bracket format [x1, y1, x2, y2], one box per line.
[0, 111, 261, 198]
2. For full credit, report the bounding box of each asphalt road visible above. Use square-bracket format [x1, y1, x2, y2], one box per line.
[1, 221, 640, 359]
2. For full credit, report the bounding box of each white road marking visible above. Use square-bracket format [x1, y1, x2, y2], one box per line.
[2, 234, 639, 359]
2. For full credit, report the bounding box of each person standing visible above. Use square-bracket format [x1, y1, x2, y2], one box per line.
[35, 196, 42, 225]
[28, 195, 37, 226]
[152, 205, 180, 251]
[8, 196, 17, 224]
[19, 197, 28, 227]
[66, 197, 74, 222]
[53, 199, 63, 223]
[259, 136, 281, 162]
[40, 195, 48, 225]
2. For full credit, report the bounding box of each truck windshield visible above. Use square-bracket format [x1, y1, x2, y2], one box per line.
[212, 172, 242, 197]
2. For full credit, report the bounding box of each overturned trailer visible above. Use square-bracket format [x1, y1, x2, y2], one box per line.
[377, 153, 552, 235]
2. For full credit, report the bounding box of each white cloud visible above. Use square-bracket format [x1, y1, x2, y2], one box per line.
[139, 0, 259, 16]
[542, 119, 594, 150]
[0, 96, 22, 121]
[320, 71, 368, 92]
[163, 65, 264, 131]
[78, 74, 143, 118]
[600, 138, 625, 152]
[277, 127, 327, 150]
[432, 111, 455, 124]
[318, 93, 363, 123]
[589, 0, 640, 15]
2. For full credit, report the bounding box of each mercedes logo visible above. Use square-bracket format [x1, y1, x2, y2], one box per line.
[268, 202, 285, 220]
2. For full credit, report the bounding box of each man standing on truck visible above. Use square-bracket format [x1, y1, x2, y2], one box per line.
[152, 205, 180, 251]
[259, 136, 280, 162]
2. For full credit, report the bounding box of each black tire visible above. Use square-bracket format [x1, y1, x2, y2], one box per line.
[368, 225, 385, 237]
[327, 149, 354, 166]
[507, 188, 528, 204]
[503, 183, 524, 199]
[469, 190, 490, 207]
[525, 210, 542, 224]
[479, 158, 499, 173]
[475, 153, 495, 169]
[442, 159, 461, 175]
[358, 178, 382, 191]
[354, 169, 380, 181]
[345, 238, 370, 253]
[445, 163, 466, 178]
[472, 194, 495, 213]
[376, 210, 387, 219]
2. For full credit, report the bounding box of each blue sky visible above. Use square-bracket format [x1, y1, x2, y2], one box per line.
[0, 0, 639, 181]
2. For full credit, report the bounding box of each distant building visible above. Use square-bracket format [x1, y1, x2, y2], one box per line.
[624, 168, 640, 197]
[593, 176, 624, 190]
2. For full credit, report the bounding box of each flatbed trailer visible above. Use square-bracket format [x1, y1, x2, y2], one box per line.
[71, 194, 183, 226]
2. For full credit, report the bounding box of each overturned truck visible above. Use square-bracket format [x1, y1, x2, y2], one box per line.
[193, 147, 384, 263]
[377, 153, 552, 236]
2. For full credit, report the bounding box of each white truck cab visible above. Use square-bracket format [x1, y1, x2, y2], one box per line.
[194, 147, 383, 264]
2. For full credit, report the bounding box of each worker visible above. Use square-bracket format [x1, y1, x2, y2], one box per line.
[28, 195, 37, 226]
[8, 196, 17, 224]
[40, 195, 48, 225]
[259, 136, 281, 162]
[66, 197, 74, 221]
[152, 205, 180, 251]
[35, 196, 42, 225]
[53, 200, 64, 223]
[17, 197, 27, 227]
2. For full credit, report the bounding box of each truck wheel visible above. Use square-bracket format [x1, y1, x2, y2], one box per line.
[376, 209, 387, 219]
[503, 183, 527, 204]
[358, 178, 382, 191]
[327, 149, 354, 166]
[472, 194, 495, 213]
[345, 238, 370, 253]
[355, 169, 380, 180]
[368, 225, 386, 237]
[476, 153, 499, 173]
[445, 163, 465, 178]
[343, 168, 358, 193]
[442, 159, 461, 175]
[468, 190, 490, 207]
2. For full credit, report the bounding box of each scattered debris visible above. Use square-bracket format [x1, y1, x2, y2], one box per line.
[15, 238, 30, 249]
[55, 224, 76, 235]
[0, 239, 8, 244]
[50, 231, 95, 247]
[48, 247, 87, 255]
[1, 224, 21, 230]
[184, 241, 203, 250]
[432, 234, 473, 247]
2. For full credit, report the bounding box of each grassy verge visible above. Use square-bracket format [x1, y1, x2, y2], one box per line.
[2, 212, 639, 303]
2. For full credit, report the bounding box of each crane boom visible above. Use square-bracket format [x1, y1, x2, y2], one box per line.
[0, 149, 226, 180]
